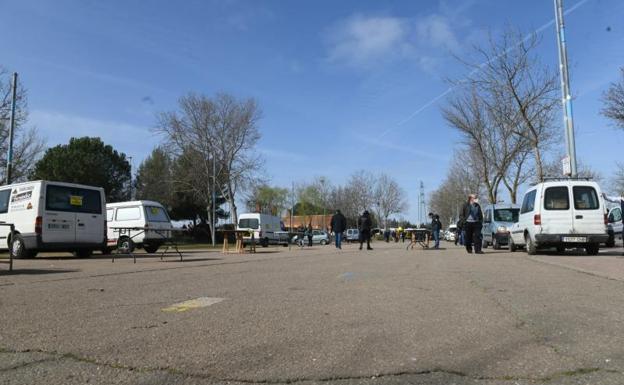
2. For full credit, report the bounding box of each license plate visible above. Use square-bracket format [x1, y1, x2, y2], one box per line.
[562, 236, 587, 243]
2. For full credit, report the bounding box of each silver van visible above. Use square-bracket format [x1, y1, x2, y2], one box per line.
[482, 204, 520, 249]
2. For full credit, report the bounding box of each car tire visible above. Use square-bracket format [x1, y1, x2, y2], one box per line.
[586, 243, 599, 256]
[144, 244, 160, 254]
[509, 237, 517, 252]
[11, 234, 36, 259]
[320, 239, 327, 245]
[493, 235, 501, 250]
[261, 238, 269, 247]
[482, 237, 489, 249]
[117, 236, 135, 254]
[525, 233, 537, 255]
[556, 246, 565, 254]
[73, 249, 93, 258]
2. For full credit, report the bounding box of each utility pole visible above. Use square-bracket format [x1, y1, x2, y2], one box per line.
[419, 181, 426, 224]
[211, 158, 216, 247]
[554, 0, 578, 177]
[6, 72, 18, 185]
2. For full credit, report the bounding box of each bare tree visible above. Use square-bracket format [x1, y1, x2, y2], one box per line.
[0, 68, 46, 183]
[156, 93, 262, 227]
[602, 68, 624, 130]
[373, 173, 407, 229]
[465, 30, 559, 181]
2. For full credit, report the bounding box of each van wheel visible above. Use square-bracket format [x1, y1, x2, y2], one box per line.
[260, 238, 269, 247]
[117, 237, 135, 254]
[556, 246, 565, 254]
[525, 234, 537, 255]
[482, 238, 489, 249]
[509, 238, 517, 252]
[586, 243, 599, 256]
[11, 235, 36, 259]
[144, 244, 159, 254]
[73, 249, 93, 258]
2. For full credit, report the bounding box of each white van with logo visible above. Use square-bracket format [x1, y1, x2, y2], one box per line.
[106, 201, 172, 253]
[237, 213, 285, 247]
[0, 180, 106, 258]
[509, 179, 608, 255]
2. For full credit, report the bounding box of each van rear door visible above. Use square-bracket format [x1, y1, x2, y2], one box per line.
[74, 188, 105, 244]
[571, 185, 604, 235]
[541, 185, 574, 235]
[43, 184, 77, 243]
[144, 205, 172, 239]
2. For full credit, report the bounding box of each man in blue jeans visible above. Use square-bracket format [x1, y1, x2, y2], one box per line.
[429, 213, 442, 249]
[330, 209, 347, 250]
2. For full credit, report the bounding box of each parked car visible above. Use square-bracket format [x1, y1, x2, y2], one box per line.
[106, 200, 172, 253]
[237, 213, 285, 247]
[0, 180, 107, 259]
[446, 224, 458, 241]
[292, 230, 330, 245]
[345, 228, 359, 242]
[482, 204, 520, 249]
[509, 179, 609, 255]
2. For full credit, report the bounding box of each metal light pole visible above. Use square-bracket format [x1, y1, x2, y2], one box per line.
[6, 72, 18, 185]
[554, 0, 578, 177]
[211, 158, 216, 247]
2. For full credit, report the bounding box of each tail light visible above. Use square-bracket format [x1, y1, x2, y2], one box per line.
[534, 214, 541, 225]
[104, 219, 108, 240]
[604, 214, 609, 225]
[35, 216, 43, 235]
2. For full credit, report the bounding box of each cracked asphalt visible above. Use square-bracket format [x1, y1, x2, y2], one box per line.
[2, 242, 624, 384]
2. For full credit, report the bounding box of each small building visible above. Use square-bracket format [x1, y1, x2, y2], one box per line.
[282, 215, 332, 231]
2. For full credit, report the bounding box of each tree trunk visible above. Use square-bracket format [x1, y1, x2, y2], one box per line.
[533, 146, 544, 182]
[206, 205, 214, 246]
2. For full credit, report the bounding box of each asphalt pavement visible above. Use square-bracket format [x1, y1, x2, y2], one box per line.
[1, 241, 624, 384]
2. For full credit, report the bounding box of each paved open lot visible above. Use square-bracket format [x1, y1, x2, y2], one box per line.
[2, 242, 624, 384]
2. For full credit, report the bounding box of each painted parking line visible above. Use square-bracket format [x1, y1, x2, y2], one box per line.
[162, 297, 225, 313]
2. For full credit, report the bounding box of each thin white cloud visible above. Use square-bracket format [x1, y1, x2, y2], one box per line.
[325, 15, 409, 68]
[325, 12, 462, 71]
[30, 110, 159, 161]
[259, 147, 309, 162]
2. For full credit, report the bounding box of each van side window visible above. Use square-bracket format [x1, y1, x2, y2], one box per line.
[116, 207, 141, 221]
[572, 186, 599, 210]
[106, 209, 114, 222]
[544, 187, 570, 210]
[520, 190, 536, 214]
[0, 189, 11, 214]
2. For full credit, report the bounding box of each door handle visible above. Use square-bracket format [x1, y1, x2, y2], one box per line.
[575, 215, 583, 219]
[78, 223, 85, 227]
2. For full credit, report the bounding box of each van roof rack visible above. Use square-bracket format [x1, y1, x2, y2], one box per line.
[532, 177, 594, 185]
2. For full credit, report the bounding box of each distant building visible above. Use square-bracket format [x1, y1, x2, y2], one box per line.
[282, 215, 331, 230]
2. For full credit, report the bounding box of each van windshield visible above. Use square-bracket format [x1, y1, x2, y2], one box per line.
[46, 185, 102, 214]
[494, 208, 519, 223]
[145, 206, 170, 222]
[239, 218, 259, 229]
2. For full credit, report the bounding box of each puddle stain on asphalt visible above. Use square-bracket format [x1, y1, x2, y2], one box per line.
[161, 297, 225, 313]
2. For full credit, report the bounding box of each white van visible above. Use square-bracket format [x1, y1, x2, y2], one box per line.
[237, 213, 285, 247]
[0, 180, 106, 259]
[106, 200, 172, 253]
[509, 179, 608, 255]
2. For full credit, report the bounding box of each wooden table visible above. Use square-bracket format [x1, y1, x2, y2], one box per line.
[219, 230, 256, 254]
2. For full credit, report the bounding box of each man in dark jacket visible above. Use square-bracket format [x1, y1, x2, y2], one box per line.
[357, 210, 373, 251]
[330, 209, 347, 249]
[430, 213, 443, 249]
[459, 194, 484, 254]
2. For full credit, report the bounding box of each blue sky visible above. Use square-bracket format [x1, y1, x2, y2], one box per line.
[2, 0, 623, 221]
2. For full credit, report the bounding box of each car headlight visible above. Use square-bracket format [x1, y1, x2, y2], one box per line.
[497, 226, 508, 233]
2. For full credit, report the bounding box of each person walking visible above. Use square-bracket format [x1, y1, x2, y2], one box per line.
[330, 209, 347, 249]
[431, 214, 442, 249]
[460, 194, 484, 254]
[306, 223, 313, 247]
[358, 210, 373, 251]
